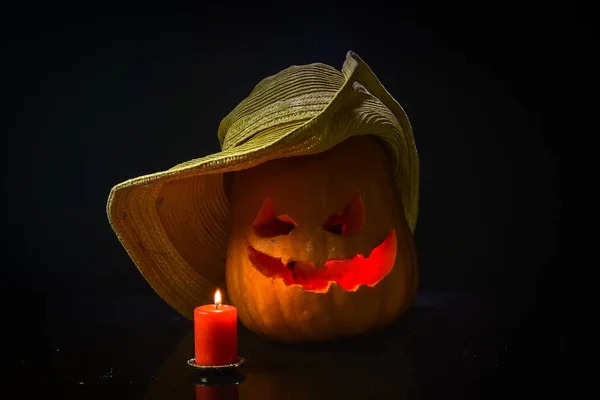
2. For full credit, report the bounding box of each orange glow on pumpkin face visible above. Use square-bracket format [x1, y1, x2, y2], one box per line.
[247, 230, 396, 291]
[246, 193, 397, 292]
[225, 136, 418, 343]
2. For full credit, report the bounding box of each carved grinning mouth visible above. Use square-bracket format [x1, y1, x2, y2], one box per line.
[246, 230, 397, 292]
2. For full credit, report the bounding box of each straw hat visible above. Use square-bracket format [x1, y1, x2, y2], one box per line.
[106, 51, 419, 320]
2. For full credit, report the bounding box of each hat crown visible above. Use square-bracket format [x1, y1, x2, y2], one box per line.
[218, 63, 345, 151]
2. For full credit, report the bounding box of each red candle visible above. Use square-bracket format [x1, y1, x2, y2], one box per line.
[194, 289, 238, 366]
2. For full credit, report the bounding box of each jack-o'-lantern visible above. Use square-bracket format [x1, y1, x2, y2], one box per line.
[106, 51, 419, 343]
[226, 136, 417, 342]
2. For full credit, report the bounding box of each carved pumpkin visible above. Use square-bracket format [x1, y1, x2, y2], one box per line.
[106, 53, 420, 345]
[225, 135, 418, 343]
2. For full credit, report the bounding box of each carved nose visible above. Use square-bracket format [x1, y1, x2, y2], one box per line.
[288, 227, 329, 268]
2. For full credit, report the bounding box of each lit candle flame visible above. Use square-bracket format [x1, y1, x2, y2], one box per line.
[214, 289, 222, 309]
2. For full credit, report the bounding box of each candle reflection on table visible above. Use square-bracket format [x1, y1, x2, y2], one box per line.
[195, 381, 238, 400]
[190, 371, 245, 400]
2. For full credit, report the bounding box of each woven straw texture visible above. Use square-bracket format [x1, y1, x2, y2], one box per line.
[106, 51, 419, 320]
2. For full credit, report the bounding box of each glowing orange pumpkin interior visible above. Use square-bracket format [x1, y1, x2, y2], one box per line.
[246, 193, 397, 292]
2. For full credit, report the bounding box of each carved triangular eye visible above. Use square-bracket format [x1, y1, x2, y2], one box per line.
[323, 192, 365, 236]
[253, 198, 297, 237]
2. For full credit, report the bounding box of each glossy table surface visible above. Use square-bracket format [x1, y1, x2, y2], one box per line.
[12, 291, 559, 399]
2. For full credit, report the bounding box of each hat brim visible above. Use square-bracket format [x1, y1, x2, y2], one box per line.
[106, 51, 419, 320]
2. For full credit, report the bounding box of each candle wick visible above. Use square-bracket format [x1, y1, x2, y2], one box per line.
[215, 303, 220, 310]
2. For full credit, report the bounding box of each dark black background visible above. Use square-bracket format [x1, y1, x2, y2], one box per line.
[4, 1, 582, 398]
